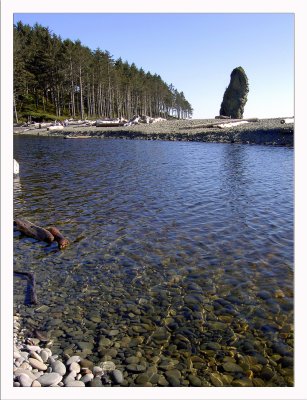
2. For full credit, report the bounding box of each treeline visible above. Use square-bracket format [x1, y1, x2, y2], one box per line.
[13, 22, 193, 122]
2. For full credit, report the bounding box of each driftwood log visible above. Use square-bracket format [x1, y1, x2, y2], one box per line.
[14, 270, 38, 305]
[14, 218, 54, 243]
[14, 218, 69, 249]
[47, 226, 70, 249]
[180, 118, 259, 130]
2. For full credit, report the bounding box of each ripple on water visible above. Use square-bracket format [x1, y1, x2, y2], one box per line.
[13, 138, 293, 386]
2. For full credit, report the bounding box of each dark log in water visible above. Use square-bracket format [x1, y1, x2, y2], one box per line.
[47, 226, 69, 249]
[14, 218, 54, 243]
[14, 270, 38, 305]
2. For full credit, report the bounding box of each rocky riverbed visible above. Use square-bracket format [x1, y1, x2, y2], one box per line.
[13, 118, 294, 146]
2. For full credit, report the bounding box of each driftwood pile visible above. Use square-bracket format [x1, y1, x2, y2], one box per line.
[14, 219, 70, 305]
[180, 118, 259, 130]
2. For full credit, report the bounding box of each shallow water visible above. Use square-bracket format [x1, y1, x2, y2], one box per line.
[13, 136, 294, 386]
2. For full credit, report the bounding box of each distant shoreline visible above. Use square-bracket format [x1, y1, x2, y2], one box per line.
[14, 118, 294, 146]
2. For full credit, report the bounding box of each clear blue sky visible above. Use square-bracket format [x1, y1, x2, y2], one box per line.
[14, 13, 294, 119]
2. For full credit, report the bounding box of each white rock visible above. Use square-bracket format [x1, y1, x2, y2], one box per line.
[14, 351, 21, 359]
[31, 380, 41, 387]
[44, 348, 52, 357]
[18, 373, 33, 387]
[30, 351, 44, 363]
[40, 350, 49, 363]
[37, 372, 62, 386]
[63, 370, 77, 385]
[93, 366, 103, 374]
[14, 368, 36, 381]
[51, 360, 66, 376]
[26, 345, 41, 352]
[28, 357, 47, 371]
[69, 361, 81, 373]
[66, 355, 81, 365]
[65, 380, 85, 387]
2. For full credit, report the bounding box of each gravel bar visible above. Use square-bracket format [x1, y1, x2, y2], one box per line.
[14, 118, 294, 146]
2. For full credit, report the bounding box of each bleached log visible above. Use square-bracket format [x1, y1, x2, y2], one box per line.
[216, 121, 249, 128]
[280, 118, 294, 124]
[47, 125, 64, 131]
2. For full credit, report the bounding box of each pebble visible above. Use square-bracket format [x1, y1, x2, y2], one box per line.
[66, 355, 81, 365]
[65, 380, 86, 387]
[89, 377, 103, 387]
[81, 373, 94, 383]
[126, 364, 146, 373]
[100, 361, 116, 371]
[28, 358, 47, 371]
[40, 350, 49, 363]
[51, 360, 66, 375]
[111, 369, 124, 384]
[63, 371, 77, 385]
[37, 372, 62, 386]
[69, 361, 81, 373]
[222, 362, 243, 373]
[31, 380, 41, 387]
[18, 373, 33, 387]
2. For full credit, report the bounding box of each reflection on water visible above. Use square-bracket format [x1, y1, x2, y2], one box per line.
[13, 137, 294, 386]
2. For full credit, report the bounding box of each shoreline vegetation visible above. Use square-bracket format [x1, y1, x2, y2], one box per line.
[14, 117, 294, 146]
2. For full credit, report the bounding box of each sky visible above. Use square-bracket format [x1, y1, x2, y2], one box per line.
[13, 13, 294, 119]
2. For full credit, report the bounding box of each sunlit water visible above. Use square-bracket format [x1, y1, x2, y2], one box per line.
[13, 136, 294, 386]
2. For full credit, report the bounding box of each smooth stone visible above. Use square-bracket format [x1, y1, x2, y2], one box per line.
[260, 366, 275, 380]
[51, 360, 66, 376]
[232, 378, 253, 387]
[188, 375, 202, 386]
[135, 373, 150, 385]
[28, 358, 47, 371]
[37, 372, 62, 386]
[80, 359, 94, 370]
[125, 356, 140, 364]
[93, 366, 103, 374]
[222, 362, 243, 373]
[81, 373, 94, 383]
[164, 369, 181, 386]
[108, 329, 120, 336]
[69, 361, 81, 373]
[158, 375, 169, 386]
[151, 327, 171, 344]
[89, 377, 103, 387]
[18, 373, 33, 387]
[111, 369, 124, 384]
[205, 342, 222, 351]
[63, 371, 77, 385]
[77, 341, 93, 351]
[14, 351, 21, 359]
[65, 380, 85, 387]
[40, 350, 49, 363]
[31, 380, 41, 387]
[66, 355, 81, 365]
[126, 364, 146, 373]
[13, 382, 21, 387]
[14, 368, 36, 381]
[26, 345, 41, 352]
[99, 337, 112, 347]
[207, 321, 228, 330]
[101, 361, 116, 371]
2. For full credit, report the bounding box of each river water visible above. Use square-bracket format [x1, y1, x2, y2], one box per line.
[13, 136, 294, 386]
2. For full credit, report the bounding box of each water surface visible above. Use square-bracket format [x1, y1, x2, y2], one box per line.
[13, 137, 294, 386]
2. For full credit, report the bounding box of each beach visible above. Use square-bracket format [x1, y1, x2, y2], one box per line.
[14, 118, 294, 146]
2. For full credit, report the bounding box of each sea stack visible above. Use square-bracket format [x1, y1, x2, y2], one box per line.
[219, 66, 249, 119]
